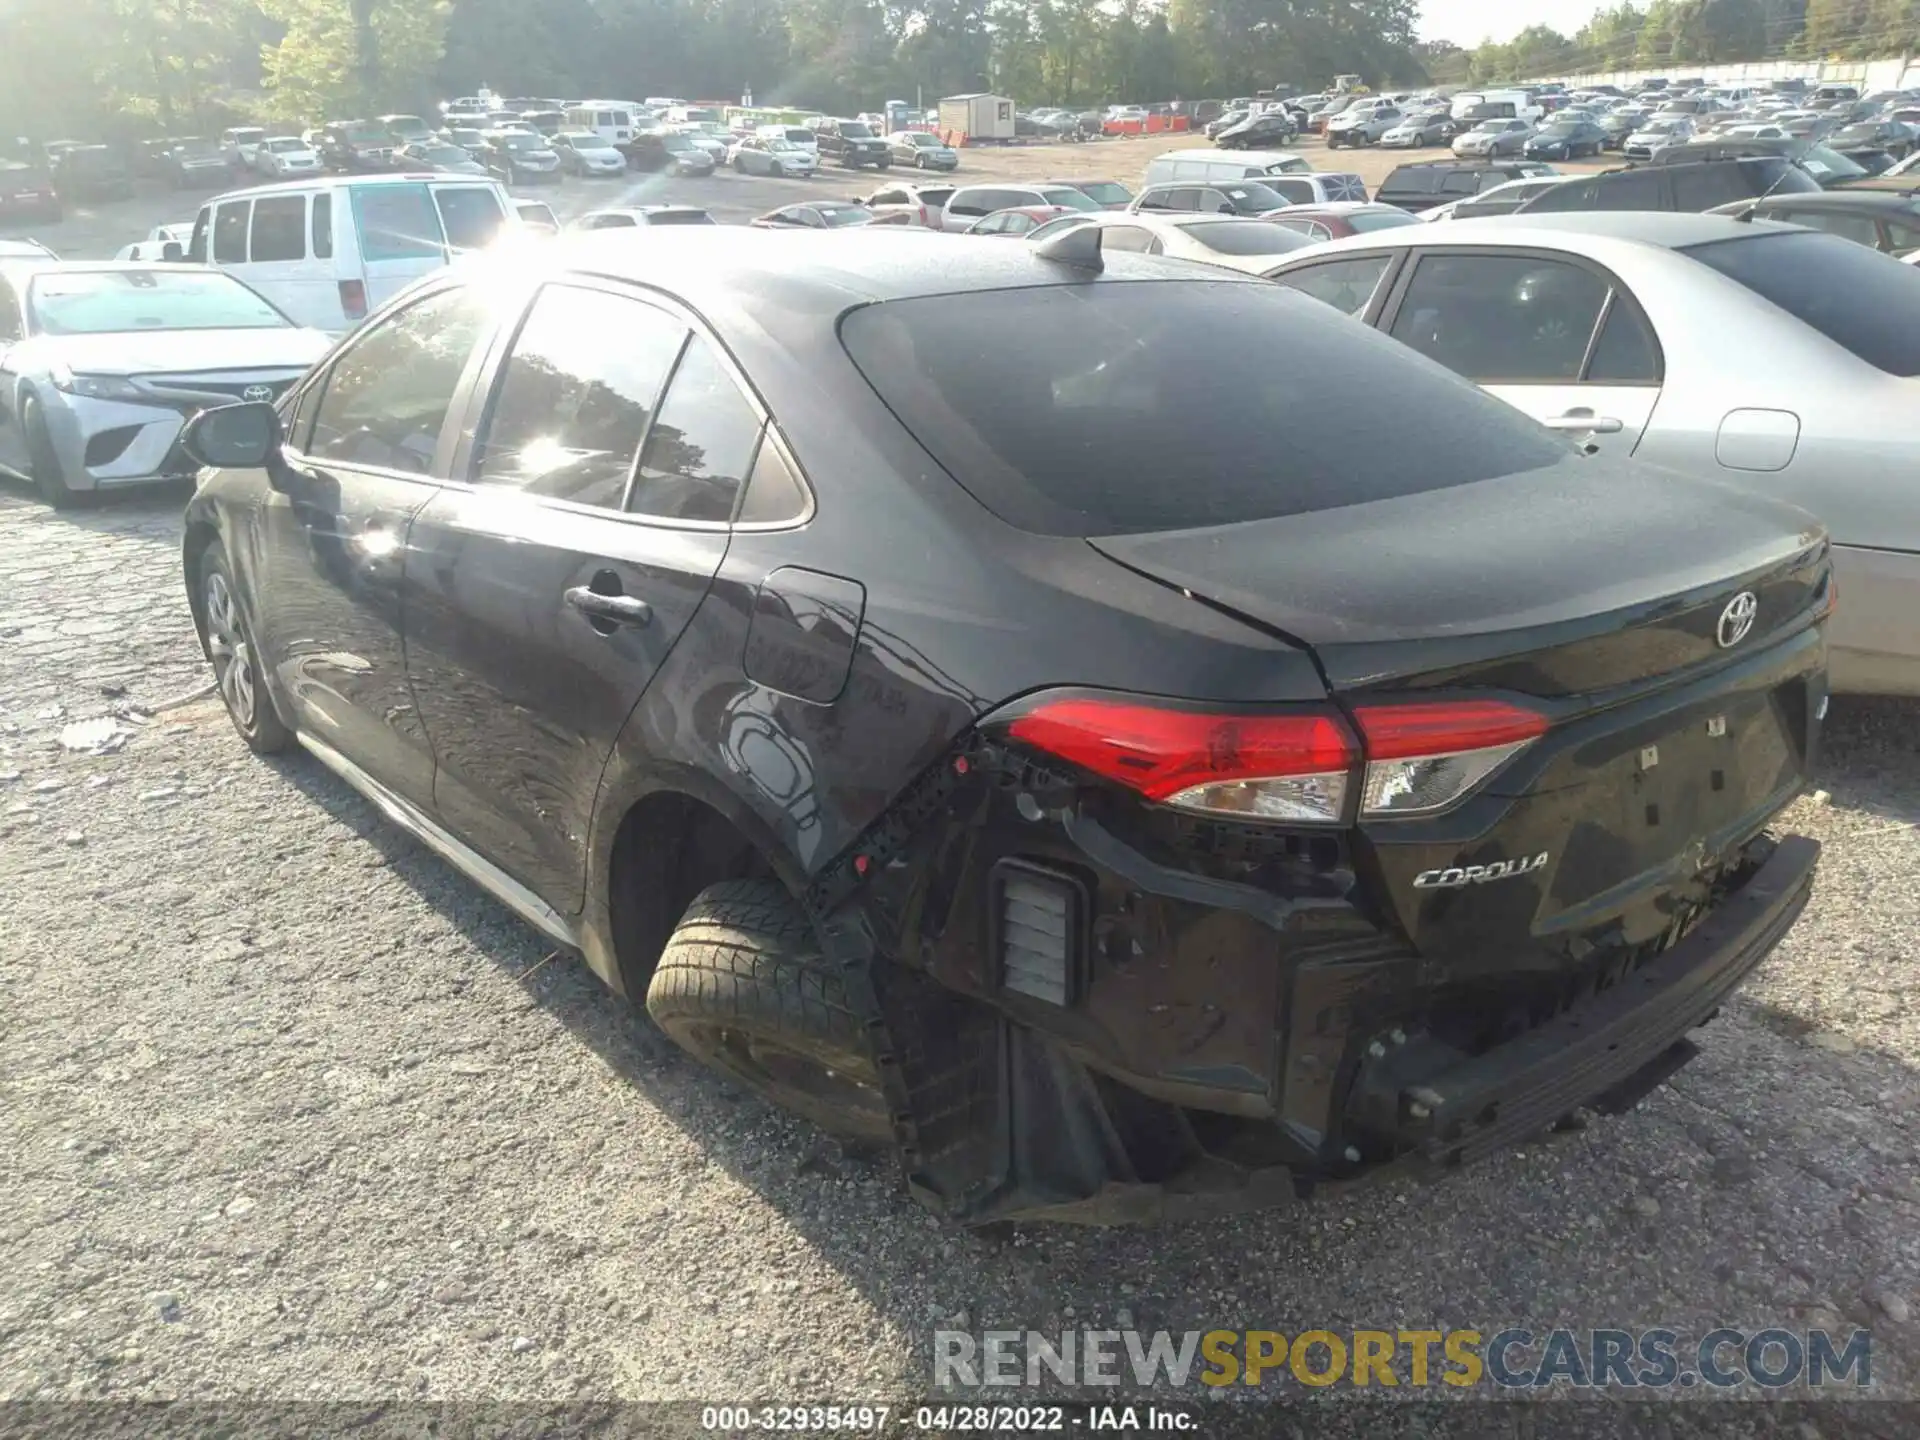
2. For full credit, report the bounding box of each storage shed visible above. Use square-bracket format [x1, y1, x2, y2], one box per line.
[939, 93, 1016, 145]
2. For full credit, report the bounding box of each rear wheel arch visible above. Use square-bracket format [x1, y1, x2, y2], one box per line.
[603, 783, 805, 1000]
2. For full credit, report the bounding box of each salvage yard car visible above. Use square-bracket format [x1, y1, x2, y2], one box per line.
[0, 261, 331, 506]
[174, 227, 1829, 1225]
[1262, 211, 1916, 694]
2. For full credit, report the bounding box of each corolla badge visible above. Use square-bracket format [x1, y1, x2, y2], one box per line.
[242, 384, 273, 402]
[1414, 852, 1550, 889]
[1717, 591, 1758, 648]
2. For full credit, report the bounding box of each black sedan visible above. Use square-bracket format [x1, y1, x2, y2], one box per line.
[1525, 118, 1608, 160]
[175, 228, 1830, 1225]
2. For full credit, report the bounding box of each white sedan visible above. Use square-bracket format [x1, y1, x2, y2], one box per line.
[253, 136, 323, 176]
[1023, 210, 1318, 274]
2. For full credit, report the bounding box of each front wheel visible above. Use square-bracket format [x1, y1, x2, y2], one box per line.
[916, 154, 927, 168]
[199, 544, 292, 755]
[647, 879, 892, 1144]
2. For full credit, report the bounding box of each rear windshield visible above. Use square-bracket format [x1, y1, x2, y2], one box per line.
[840, 281, 1568, 536]
[1077, 181, 1132, 205]
[1176, 220, 1314, 255]
[1346, 208, 1420, 232]
[1039, 186, 1102, 211]
[1683, 230, 1920, 376]
[647, 209, 713, 225]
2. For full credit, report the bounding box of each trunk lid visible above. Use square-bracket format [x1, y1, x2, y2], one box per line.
[1090, 457, 1831, 968]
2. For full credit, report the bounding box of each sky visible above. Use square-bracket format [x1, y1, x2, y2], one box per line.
[1419, 0, 1605, 46]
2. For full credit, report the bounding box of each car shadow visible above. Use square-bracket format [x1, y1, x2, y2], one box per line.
[244, 692, 1920, 1399]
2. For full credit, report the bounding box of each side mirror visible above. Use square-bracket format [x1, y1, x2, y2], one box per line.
[160, 241, 184, 262]
[1218, 202, 1235, 213]
[182, 400, 281, 470]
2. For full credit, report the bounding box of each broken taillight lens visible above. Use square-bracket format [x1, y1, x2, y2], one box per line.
[997, 693, 1548, 824]
[1351, 699, 1548, 818]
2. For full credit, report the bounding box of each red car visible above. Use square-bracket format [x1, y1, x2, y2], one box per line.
[966, 205, 1077, 237]
[1265, 201, 1423, 241]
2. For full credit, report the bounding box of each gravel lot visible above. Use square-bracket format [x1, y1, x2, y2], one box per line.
[1, 136, 1917, 1424]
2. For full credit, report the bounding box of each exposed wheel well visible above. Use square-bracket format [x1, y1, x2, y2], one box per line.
[607, 790, 782, 999]
[181, 522, 219, 644]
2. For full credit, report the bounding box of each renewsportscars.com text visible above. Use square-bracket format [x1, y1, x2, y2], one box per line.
[933, 1327, 1873, 1391]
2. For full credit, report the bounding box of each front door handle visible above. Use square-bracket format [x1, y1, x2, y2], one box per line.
[1542, 410, 1625, 435]
[565, 586, 652, 627]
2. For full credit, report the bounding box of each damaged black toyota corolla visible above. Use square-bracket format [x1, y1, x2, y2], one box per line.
[178, 227, 1831, 1225]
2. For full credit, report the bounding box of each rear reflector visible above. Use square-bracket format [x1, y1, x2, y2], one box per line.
[1004, 697, 1358, 823]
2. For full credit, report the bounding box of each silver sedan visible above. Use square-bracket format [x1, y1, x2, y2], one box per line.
[1261, 212, 1920, 695]
[0, 262, 333, 507]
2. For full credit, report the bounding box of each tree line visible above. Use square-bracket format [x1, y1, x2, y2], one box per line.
[1422, 1, 1920, 88]
[0, 0, 1424, 142]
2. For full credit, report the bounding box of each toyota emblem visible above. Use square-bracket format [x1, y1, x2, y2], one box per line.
[242, 384, 273, 402]
[1717, 591, 1759, 648]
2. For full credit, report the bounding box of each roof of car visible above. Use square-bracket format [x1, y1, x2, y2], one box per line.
[1745, 188, 1920, 210]
[1280, 210, 1800, 255]
[543, 225, 1254, 312]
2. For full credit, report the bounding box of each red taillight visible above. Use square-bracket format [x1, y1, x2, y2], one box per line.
[1005, 697, 1358, 823]
[919, 205, 931, 226]
[338, 279, 368, 320]
[999, 693, 1548, 823]
[1349, 700, 1548, 761]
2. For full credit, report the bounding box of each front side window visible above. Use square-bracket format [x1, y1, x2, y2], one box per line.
[476, 284, 687, 507]
[1388, 254, 1611, 383]
[631, 335, 762, 523]
[306, 287, 492, 473]
[213, 201, 250, 263]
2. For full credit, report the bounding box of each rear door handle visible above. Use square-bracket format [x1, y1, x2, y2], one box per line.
[565, 586, 652, 626]
[1543, 410, 1625, 435]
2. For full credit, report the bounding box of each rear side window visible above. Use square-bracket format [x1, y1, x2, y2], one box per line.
[249, 196, 306, 262]
[351, 183, 443, 261]
[631, 336, 763, 523]
[840, 281, 1567, 537]
[1683, 230, 1920, 376]
[1389, 254, 1611, 383]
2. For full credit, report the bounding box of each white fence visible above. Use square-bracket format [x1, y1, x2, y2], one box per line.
[1546, 55, 1920, 93]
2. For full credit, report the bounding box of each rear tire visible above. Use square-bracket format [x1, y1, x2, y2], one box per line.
[22, 395, 80, 509]
[647, 879, 892, 1144]
[198, 544, 292, 755]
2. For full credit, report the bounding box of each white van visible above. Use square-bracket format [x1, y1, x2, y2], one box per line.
[1449, 89, 1543, 123]
[566, 102, 641, 149]
[185, 173, 514, 333]
[1143, 149, 1313, 187]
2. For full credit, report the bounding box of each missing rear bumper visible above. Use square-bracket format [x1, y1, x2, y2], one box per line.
[1347, 833, 1819, 1169]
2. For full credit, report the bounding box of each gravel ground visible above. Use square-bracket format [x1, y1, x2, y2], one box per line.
[2, 435, 1917, 1424]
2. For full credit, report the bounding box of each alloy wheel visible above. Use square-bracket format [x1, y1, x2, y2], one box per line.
[203, 570, 257, 729]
